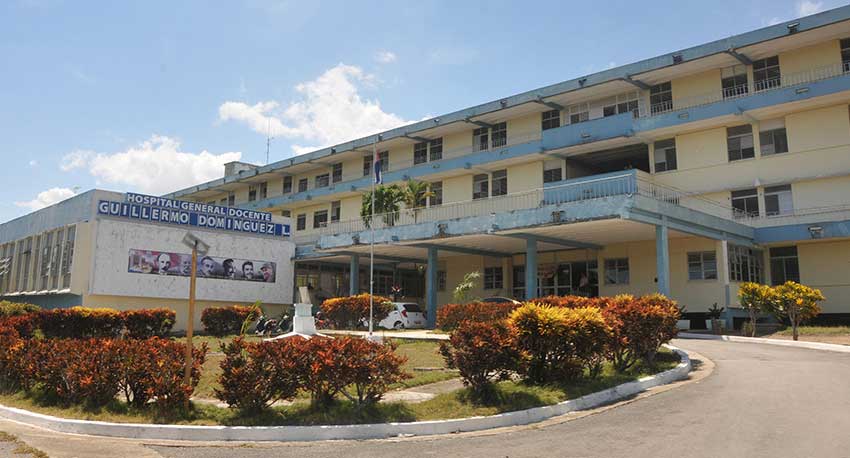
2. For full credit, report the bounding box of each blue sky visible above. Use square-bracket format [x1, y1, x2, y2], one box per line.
[0, 0, 845, 222]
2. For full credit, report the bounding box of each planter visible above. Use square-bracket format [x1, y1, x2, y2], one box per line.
[676, 319, 690, 330]
[709, 318, 724, 335]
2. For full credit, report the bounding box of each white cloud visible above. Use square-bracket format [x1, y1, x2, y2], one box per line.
[374, 50, 397, 63]
[766, 16, 784, 26]
[219, 63, 414, 155]
[797, 0, 824, 16]
[15, 187, 76, 211]
[28, 160, 38, 167]
[60, 136, 241, 195]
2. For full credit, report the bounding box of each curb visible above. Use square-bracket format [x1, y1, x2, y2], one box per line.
[0, 345, 691, 442]
[678, 332, 850, 353]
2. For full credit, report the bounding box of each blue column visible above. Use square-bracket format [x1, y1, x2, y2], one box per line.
[525, 236, 538, 301]
[349, 254, 359, 296]
[656, 224, 670, 296]
[426, 246, 438, 329]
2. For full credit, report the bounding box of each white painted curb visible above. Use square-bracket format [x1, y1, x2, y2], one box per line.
[0, 345, 691, 442]
[678, 332, 850, 353]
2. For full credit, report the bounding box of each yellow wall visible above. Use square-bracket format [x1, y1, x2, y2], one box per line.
[69, 222, 94, 294]
[672, 69, 721, 108]
[779, 40, 841, 76]
[786, 104, 850, 153]
[442, 174, 472, 204]
[509, 113, 540, 140]
[797, 239, 850, 314]
[508, 161, 542, 193]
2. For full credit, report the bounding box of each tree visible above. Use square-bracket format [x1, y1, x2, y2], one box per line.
[360, 184, 403, 228]
[738, 282, 775, 337]
[453, 271, 480, 303]
[400, 179, 435, 224]
[772, 281, 825, 341]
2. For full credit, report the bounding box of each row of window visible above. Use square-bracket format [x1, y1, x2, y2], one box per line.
[0, 225, 76, 295]
[603, 245, 764, 285]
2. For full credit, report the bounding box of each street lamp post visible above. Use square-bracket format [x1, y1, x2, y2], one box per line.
[181, 232, 209, 407]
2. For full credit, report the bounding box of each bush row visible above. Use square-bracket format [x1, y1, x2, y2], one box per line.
[439, 294, 680, 397]
[0, 326, 207, 411]
[200, 305, 258, 337]
[216, 335, 409, 413]
[318, 294, 394, 329]
[435, 296, 616, 331]
[0, 306, 176, 339]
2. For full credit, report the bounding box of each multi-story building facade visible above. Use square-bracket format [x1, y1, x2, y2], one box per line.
[167, 7, 850, 328]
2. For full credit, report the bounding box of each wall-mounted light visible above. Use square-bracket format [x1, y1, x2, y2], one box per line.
[672, 54, 683, 64]
[581, 132, 591, 139]
[678, 112, 689, 120]
[795, 87, 810, 94]
[433, 118, 440, 123]
[787, 22, 800, 34]
[808, 225, 823, 239]
[578, 78, 587, 87]
[500, 99, 508, 107]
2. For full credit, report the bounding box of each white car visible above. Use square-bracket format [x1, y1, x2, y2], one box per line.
[378, 302, 428, 330]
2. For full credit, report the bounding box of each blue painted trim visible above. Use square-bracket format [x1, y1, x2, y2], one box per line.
[0, 293, 82, 309]
[425, 246, 438, 329]
[165, 5, 850, 200]
[755, 219, 850, 243]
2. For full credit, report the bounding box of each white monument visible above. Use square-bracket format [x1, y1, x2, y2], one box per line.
[266, 286, 325, 340]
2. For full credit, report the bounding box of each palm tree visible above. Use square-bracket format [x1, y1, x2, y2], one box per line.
[360, 184, 403, 228]
[400, 179, 435, 224]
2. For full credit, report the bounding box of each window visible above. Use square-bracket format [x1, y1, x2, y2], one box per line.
[313, 210, 328, 228]
[437, 270, 447, 291]
[770, 246, 800, 285]
[259, 182, 268, 199]
[430, 181, 443, 206]
[650, 82, 672, 115]
[721, 65, 749, 99]
[731, 188, 759, 218]
[227, 192, 235, 207]
[248, 185, 257, 202]
[332, 163, 343, 183]
[842, 38, 850, 72]
[542, 110, 560, 130]
[759, 119, 788, 156]
[298, 178, 308, 192]
[727, 125, 755, 161]
[296, 214, 306, 231]
[283, 176, 292, 194]
[568, 102, 589, 124]
[16, 238, 31, 292]
[654, 139, 677, 172]
[429, 138, 443, 161]
[473, 174, 489, 200]
[604, 258, 629, 285]
[315, 173, 330, 188]
[764, 184, 793, 217]
[729, 245, 764, 283]
[484, 267, 503, 290]
[281, 210, 291, 217]
[753, 56, 781, 91]
[603, 92, 640, 118]
[688, 251, 718, 280]
[363, 152, 389, 176]
[513, 265, 526, 298]
[414, 142, 428, 165]
[491, 169, 508, 196]
[51, 229, 63, 290]
[330, 201, 341, 223]
[543, 161, 563, 183]
[363, 155, 371, 176]
[473, 127, 489, 152]
[40, 232, 52, 290]
[491, 122, 507, 148]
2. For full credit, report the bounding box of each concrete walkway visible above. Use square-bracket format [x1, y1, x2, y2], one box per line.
[321, 329, 448, 340]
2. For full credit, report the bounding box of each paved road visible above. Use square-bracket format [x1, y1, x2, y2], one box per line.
[147, 339, 850, 458]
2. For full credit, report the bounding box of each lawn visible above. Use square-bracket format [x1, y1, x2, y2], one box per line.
[757, 325, 850, 345]
[0, 348, 679, 426]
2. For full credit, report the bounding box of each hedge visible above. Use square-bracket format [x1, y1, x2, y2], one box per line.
[0, 301, 40, 318]
[603, 294, 680, 370]
[438, 321, 516, 398]
[436, 301, 519, 331]
[123, 308, 176, 338]
[0, 305, 178, 339]
[318, 294, 394, 330]
[200, 305, 259, 337]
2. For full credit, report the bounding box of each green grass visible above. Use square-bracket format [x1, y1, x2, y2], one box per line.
[0, 348, 679, 427]
[773, 326, 850, 336]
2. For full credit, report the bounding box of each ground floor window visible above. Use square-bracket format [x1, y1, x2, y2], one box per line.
[769, 246, 799, 285]
[437, 270, 446, 291]
[484, 266, 503, 290]
[604, 258, 629, 285]
[729, 245, 764, 283]
[512, 261, 598, 297]
[687, 251, 717, 280]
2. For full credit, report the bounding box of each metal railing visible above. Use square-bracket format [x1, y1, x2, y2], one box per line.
[747, 203, 850, 228]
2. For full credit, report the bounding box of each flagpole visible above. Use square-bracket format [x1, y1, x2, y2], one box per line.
[369, 135, 377, 338]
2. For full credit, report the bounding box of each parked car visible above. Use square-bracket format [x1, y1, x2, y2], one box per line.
[480, 296, 522, 305]
[378, 302, 428, 330]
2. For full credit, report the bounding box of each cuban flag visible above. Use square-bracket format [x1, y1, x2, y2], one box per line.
[373, 152, 383, 184]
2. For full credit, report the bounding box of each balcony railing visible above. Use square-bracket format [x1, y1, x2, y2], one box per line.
[747, 203, 850, 228]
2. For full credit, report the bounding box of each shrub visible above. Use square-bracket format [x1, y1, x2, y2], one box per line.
[530, 295, 590, 308]
[123, 308, 176, 338]
[603, 294, 680, 371]
[772, 281, 825, 341]
[318, 294, 394, 330]
[439, 321, 516, 398]
[0, 301, 40, 318]
[215, 337, 302, 413]
[0, 326, 24, 390]
[509, 303, 609, 383]
[116, 338, 208, 412]
[38, 307, 124, 338]
[201, 305, 259, 336]
[738, 282, 775, 337]
[0, 314, 39, 338]
[436, 301, 519, 331]
[21, 338, 123, 407]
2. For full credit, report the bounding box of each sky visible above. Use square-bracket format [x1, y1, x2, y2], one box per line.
[0, 0, 845, 223]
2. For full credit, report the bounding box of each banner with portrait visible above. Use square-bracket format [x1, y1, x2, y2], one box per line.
[128, 248, 276, 283]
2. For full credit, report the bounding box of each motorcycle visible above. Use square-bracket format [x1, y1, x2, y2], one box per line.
[254, 313, 292, 337]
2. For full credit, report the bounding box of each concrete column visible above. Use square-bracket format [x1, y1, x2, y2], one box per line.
[426, 246, 438, 329]
[655, 224, 670, 296]
[349, 254, 359, 296]
[525, 236, 538, 301]
[718, 239, 733, 329]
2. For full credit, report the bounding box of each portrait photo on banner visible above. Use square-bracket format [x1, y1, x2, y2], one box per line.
[127, 248, 276, 283]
